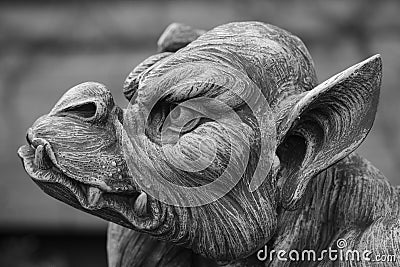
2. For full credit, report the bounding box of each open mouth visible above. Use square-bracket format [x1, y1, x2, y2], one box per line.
[17, 130, 164, 231]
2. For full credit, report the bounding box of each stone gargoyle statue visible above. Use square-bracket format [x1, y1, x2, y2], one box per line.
[18, 22, 400, 266]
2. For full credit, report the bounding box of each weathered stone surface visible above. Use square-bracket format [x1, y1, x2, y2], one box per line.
[18, 22, 398, 266]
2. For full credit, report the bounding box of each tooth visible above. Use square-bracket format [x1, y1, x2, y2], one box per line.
[34, 145, 49, 169]
[44, 143, 58, 166]
[134, 191, 148, 216]
[87, 187, 102, 208]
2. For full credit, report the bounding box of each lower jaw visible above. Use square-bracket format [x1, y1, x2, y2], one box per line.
[18, 144, 165, 231]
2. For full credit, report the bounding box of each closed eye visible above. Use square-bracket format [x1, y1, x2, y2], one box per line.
[146, 100, 213, 144]
[166, 104, 202, 134]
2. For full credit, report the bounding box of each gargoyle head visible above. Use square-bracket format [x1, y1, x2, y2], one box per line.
[18, 22, 382, 263]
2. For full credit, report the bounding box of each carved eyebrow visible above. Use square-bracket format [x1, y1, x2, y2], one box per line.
[162, 73, 259, 112]
[135, 63, 205, 105]
[163, 80, 223, 103]
[138, 61, 256, 111]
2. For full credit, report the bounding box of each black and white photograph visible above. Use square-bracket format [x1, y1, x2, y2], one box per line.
[1, 0, 400, 266]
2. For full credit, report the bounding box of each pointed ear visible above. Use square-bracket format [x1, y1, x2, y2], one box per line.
[157, 23, 205, 52]
[277, 55, 382, 210]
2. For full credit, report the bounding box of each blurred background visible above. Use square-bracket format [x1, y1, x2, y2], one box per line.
[1, 0, 399, 266]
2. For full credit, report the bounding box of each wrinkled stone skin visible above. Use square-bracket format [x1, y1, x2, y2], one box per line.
[18, 22, 400, 266]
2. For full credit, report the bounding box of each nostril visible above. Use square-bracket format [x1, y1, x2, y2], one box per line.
[26, 134, 32, 146]
[26, 128, 34, 146]
[50, 82, 113, 122]
[62, 102, 97, 119]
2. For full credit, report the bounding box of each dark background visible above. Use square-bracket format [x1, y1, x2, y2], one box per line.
[1, 0, 400, 266]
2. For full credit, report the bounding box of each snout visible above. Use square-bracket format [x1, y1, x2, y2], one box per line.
[19, 81, 131, 191]
[21, 81, 120, 175]
[21, 81, 116, 174]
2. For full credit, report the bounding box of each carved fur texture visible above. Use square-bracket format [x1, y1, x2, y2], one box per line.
[18, 22, 399, 267]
